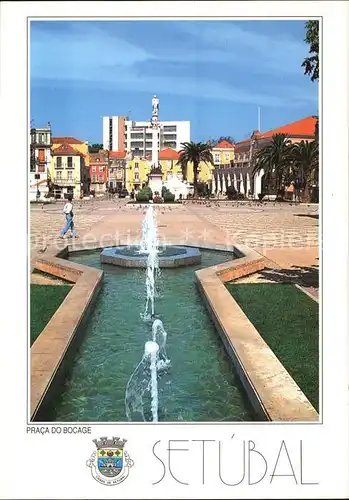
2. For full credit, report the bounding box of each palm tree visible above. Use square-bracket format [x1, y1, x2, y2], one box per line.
[252, 133, 292, 196]
[177, 142, 213, 198]
[288, 140, 318, 202]
[177, 157, 188, 181]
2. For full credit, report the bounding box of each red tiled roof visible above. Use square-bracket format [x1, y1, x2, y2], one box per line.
[89, 152, 108, 164]
[109, 151, 126, 159]
[262, 116, 317, 138]
[215, 140, 235, 149]
[52, 137, 86, 144]
[235, 116, 317, 150]
[159, 148, 179, 160]
[52, 144, 82, 155]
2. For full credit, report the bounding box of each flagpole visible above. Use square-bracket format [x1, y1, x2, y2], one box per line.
[258, 106, 261, 131]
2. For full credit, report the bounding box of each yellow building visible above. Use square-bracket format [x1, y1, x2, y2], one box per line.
[124, 148, 214, 191]
[50, 137, 89, 199]
[109, 144, 226, 193]
[126, 154, 149, 192]
[158, 148, 213, 184]
[212, 140, 235, 167]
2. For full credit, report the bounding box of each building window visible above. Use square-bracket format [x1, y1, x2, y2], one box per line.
[164, 141, 176, 148]
[163, 125, 177, 132]
[38, 164, 45, 173]
[38, 149, 45, 162]
[167, 160, 172, 167]
[56, 157, 62, 168]
[214, 153, 220, 164]
[163, 134, 176, 141]
[92, 175, 96, 183]
[98, 174, 103, 182]
[92, 166, 96, 172]
[99, 166, 104, 172]
[67, 157, 73, 169]
[68, 171, 73, 181]
[225, 153, 230, 161]
[135, 162, 139, 170]
[134, 172, 139, 181]
[56, 170, 62, 180]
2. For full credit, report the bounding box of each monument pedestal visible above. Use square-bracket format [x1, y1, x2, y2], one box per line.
[148, 166, 163, 195]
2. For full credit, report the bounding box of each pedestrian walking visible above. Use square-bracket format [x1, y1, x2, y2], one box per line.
[59, 195, 78, 238]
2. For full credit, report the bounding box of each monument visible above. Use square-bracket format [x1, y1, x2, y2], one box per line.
[147, 95, 191, 200]
[148, 95, 163, 195]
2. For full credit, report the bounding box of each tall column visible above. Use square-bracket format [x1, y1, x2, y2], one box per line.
[151, 95, 160, 168]
[152, 125, 158, 168]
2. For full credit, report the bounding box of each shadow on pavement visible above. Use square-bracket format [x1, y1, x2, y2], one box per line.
[258, 265, 319, 288]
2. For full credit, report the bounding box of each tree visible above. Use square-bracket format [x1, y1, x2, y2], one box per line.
[177, 157, 188, 181]
[314, 117, 319, 144]
[177, 142, 214, 198]
[252, 134, 292, 194]
[207, 136, 235, 147]
[302, 20, 319, 82]
[288, 140, 319, 202]
[88, 143, 103, 153]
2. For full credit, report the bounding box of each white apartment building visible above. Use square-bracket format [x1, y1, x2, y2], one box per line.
[102, 116, 190, 156]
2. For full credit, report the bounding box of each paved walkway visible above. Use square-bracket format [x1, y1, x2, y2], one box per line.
[30, 199, 319, 291]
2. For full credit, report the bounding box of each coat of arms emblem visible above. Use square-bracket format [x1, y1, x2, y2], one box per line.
[86, 436, 134, 486]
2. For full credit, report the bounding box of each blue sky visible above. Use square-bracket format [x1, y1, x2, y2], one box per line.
[30, 20, 318, 144]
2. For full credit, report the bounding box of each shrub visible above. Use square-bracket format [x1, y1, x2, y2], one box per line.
[136, 186, 153, 202]
[161, 186, 176, 202]
[142, 186, 153, 198]
[163, 192, 175, 202]
[226, 186, 238, 200]
[136, 191, 150, 202]
[226, 186, 246, 200]
[197, 182, 209, 197]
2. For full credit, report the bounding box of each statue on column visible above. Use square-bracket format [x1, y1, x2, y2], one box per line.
[152, 95, 159, 118]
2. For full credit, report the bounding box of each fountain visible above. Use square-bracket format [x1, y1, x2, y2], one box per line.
[100, 206, 201, 268]
[124, 206, 171, 421]
[103, 95, 200, 420]
[139, 204, 158, 255]
[50, 224, 247, 422]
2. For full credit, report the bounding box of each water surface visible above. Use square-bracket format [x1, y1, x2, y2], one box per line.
[45, 249, 254, 422]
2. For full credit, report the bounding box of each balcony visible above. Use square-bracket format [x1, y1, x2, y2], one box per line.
[53, 177, 78, 186]
[55, 164, 75, 170]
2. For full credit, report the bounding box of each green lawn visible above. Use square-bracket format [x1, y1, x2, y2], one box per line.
[225, 283, 319, 411]
[30, 284, 72, 346]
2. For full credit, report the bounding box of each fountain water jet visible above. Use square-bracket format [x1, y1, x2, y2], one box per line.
[125, 206, 170, 422]
[145, 341, 160, 422]
[140, 206, 160, 321]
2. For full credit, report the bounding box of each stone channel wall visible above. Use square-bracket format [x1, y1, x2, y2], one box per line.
[195, 244, 319, 422]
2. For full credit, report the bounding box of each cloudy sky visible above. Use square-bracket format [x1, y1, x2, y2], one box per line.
[30, 20, 318, 143]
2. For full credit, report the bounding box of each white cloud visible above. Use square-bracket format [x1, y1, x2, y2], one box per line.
[30, 21, 316, 108]
[177, 21, 306, 75]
